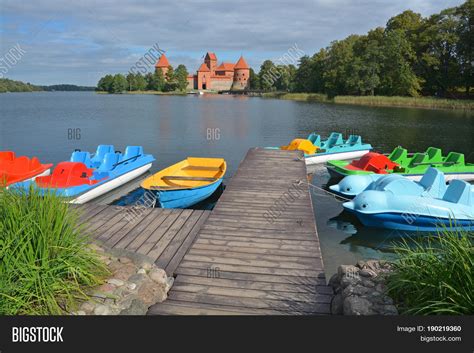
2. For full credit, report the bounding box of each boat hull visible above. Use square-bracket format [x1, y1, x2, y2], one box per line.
[305, 149, 371, 165]
[69, 163, 152, 204]
[154, 179, 223, 209]
[355, 212, 474, 231]
[327, 166, 474, 182]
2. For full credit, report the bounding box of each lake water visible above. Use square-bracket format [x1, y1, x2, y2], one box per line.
[1, 92, 473, 276]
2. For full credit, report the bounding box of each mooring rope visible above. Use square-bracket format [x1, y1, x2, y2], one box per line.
[296, 179, 352, 202]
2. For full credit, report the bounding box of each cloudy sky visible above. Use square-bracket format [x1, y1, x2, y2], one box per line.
[0, 0, 464, 86]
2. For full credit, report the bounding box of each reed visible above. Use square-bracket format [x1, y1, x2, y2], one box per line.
[333, 95, 474, 111]
[0, 187, 108, 315]
[386, 227, 473, 315]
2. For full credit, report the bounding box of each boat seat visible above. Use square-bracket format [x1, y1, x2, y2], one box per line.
[426, 147, 442, 162]
[98, 153, 121, 172]
[443, 152, 464, 166]
[182, 166, 222, 171]
[325, 133, 344, 148]
[0, 151, 15, 161]
[307, 133, 321, 146]
[442, 179, 473, 206]
[346, 135, 362, 146]
[91, 145, 115, 166]
[162, 176, 218, 182]
[388, 146, 408, 164]
[123, 146, 144, 161]
[418, 167, 447, 197]
[408, 153, 428, 167]
[70, 151, 93, 168]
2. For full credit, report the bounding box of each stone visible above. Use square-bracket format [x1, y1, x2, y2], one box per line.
[140, 262, 153, 270]
[381, 305, 398, 315]
[328, 273, 340, 289]
[97, 283, 116, 293]
[80, 302, 96, 314]
[118, 257, 132, 264]
[107, 278, 125, 287]
[340, 274, 360, 288]
[148, 268, 168, 285]
[113, 263, 137, 281]
[127, 283, 137, 291]
[331, 293, 344, 315]
[137, 279, 167, 305]
[342, 284, 371, 297]
[356, 260, 366, 269]
[343, 296, 375, 316]
[365, 260, 381, 271]
[338, 265, 359, 277]
[137, 268, 147, 274]
[359, 269, 377, 278]
[128, 273, 148, 284]
[119, 299, 148, 315]
[361, 279, 375, 288]
[94, 305, 111, 315]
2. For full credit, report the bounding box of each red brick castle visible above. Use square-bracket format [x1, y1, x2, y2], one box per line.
[155, 52, 250, 91]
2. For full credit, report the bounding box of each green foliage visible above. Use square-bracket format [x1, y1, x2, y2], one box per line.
[174, 64, 189, 91]
[289, 0, 472, 98]
[249, 68, 260, 89]
[148, 70, 165, 91]
[110, 74, 127, 93]
[0, 78, 42, 93]
[0, 187, 108, 315]
[386, 228, 473, 315]
[258, 60, 278, 91]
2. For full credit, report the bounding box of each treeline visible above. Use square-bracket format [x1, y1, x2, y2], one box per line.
[41, 84, 95, 91]
[97, 65, 189, 93]
[253, 0, 472, 98]
[0, 78, 41, 93]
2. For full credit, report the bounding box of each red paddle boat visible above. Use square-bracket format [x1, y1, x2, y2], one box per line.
[0, 151, 52, 187]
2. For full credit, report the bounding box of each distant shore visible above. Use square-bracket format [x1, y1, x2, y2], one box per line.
[95, 90, 188, 95]
[262, 92, 474, 111]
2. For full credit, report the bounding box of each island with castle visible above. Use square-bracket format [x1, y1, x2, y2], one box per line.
[155, 52, 250, 91]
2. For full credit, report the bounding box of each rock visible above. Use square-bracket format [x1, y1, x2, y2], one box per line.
[148, 268, 168, 285]
[80, 302, 96, 314]
[343, 296, 375, 316]
[331, 293, 344, 315]
[140, 262, 153, 270]
[365, 260, 381, 271]
[128, 273, 148, 285]
[361, 279, 375, 288]
[118, 257, 132, 264]
[356, 260, 366, 269]
[328, 273, 340, 289]
[113, 263, 137, 281]
[342, 284, 371, 297]
[381, 305, 398, 315]
[127, 283, 137, 291]
[97, 283, 116, 293]
[119, 299, 148, 315]
[137, 279, 167, 305]
[359, 269, 377, 278]
[137, 268, 147, 274]
[94, 305, 111, 315]
[338, 265, 359, 277]
[107, 279, 125, 287]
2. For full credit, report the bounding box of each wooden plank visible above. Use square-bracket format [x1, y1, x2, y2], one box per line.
[114, 208, 163, 249]
[126, 209, 174, 252]
[162, 176, 218, 182]
[164, 210, 211, 275]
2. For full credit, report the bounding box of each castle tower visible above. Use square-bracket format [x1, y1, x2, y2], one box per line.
[155, 53, 170, 76]
[232, 56, 250, 90]
[204, 52, 217, 76]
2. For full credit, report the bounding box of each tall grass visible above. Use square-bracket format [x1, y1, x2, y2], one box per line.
[387, 228, 473, 315]
[0, 187, 108, 315]
[334, 95, 474, 110]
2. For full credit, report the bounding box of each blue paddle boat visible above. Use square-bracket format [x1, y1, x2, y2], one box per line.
[15, 145, 155, 204]
[141, 157, 227, 208]
[330, 167, 448, 199]
[268, 132, 372, 165]
[343, 178, 474, 231]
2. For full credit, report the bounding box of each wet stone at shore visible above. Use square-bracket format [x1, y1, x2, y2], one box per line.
[329, 260, 398, 316]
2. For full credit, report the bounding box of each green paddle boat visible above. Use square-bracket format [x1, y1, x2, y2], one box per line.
[326, 146, 474, 181]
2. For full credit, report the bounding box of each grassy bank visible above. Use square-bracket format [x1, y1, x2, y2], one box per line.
[263, 92, 474, 111]
[96, 90, 187, 95]
[0, 187, 108, 315]
[387, 228, 473, 315]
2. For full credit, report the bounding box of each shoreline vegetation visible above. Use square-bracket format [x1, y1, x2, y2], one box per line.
[262, 92, 474, 111]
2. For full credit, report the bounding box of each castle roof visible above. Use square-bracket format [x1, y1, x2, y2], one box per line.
[198, 63, 210, 72]
[234, 56, 249, 69]
[155, 54, 170, 68]
[205, 52, 217, 61]
[215, 62, 235, 71]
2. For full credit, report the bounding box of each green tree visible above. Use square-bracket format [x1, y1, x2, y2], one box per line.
[148, 70, 165, 91]
[174, 64, 189, 91]
[258, 60, 278, 91]
[249, 68, 260, 89]
[456, 0, 473, 96]
[97, 74, 114, 92]
[126, 72, 136, 91]
[111, 74, 128, 93]
[165, 65, 175, 82]
[134, 73, 147, 91]
[292, 56, 314, 92]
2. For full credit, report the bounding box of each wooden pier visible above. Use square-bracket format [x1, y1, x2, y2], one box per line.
[81, 148, 331, 315]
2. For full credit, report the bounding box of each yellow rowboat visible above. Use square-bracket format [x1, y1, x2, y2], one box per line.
[141, 157, 227, 208]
